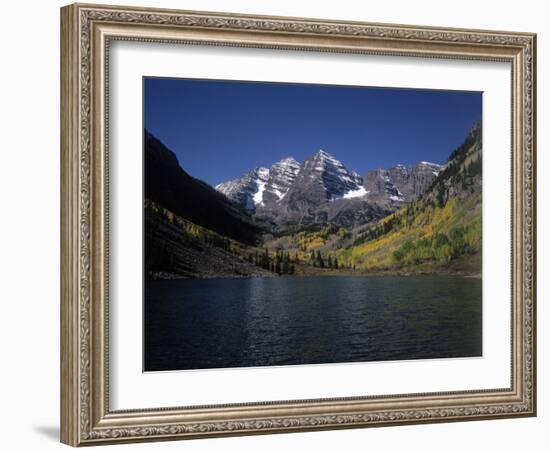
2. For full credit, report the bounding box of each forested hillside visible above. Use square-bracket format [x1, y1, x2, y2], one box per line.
[335, 121, 482, 272]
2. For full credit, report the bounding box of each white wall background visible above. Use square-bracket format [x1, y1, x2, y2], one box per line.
[0, 1, 546, 449]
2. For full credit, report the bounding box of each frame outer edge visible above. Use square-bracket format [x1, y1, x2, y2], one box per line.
[61, 2, 537, 445]
[61, 4, 81, 447]
[529, 33, 537, 416]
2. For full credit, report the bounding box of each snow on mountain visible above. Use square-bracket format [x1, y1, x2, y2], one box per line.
[342, 186, 369, 199]
[215, 150, 443, 217]
[363, 161, 443, 203]
[419, 161, 444, 176]
[215, 167, 270, 211]
[363, 169, 401, 201]
[252, 178, 267, 205]
[262, 157, 301, 204]
[308, 149, 364, 200]
[420, 161, 443, 168]
[268, 149, 367, 219]
[215, 158, 301, 211]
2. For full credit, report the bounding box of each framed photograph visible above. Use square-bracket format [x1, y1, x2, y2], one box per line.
[60, 3, 537, 446]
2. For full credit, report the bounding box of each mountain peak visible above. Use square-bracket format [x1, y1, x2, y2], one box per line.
[273, 156, 301, 171]
[278, 156, 299, 164]
[261, 157, 302, 204]
[251, 166, 270, 179]
[215, 159, 301, 210]
[278, 148, 364, 205]
[215, 167, 270, 211]
[216, 148, 445, 217]
[313, 149, 335, 160]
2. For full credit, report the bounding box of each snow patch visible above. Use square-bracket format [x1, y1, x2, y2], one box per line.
[389, 195, 404, 201]
[252, 180, 266, 205]
[329, 186, 369, 201]
[343, 186, 369, 199]
[272, 189, 284, 199]
[420, 161, 442, 169]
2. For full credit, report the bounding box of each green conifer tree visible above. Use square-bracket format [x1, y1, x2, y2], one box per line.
[316, 251, 324, 268]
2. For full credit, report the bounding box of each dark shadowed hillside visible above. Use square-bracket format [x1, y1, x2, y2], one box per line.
[144, 130, 261, 245]
[144, 200, 273, 279]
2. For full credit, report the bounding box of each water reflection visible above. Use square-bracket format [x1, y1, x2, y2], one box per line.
[144, 276, 482, 371]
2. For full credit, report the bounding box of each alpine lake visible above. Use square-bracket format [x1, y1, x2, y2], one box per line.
[144, 275, 482, 371]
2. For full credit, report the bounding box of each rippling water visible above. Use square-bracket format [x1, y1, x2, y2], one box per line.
[144, 275, 482, 371]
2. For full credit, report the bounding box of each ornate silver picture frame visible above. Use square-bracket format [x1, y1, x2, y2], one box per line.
[61, 3, 536, 446]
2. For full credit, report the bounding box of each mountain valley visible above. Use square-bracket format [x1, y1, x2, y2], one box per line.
[144, 122, 482, 279]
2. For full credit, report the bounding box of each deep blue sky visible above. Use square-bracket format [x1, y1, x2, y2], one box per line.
[144, 78, 481, 186]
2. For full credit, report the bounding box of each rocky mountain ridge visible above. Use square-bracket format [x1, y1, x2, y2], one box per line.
[363, 161, 444, 203]
[215, 157, 301, 211]
[216, 149, 443, 231]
